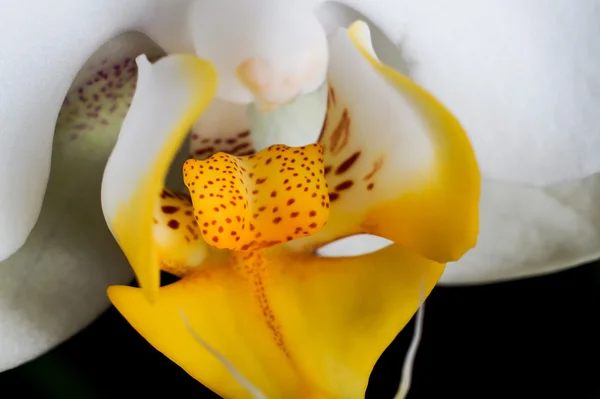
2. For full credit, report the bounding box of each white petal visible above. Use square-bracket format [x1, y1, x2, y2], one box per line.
[101, 54, 217, 301]
[441, 175, 600, 284]
[0, 33, 163, 372]
[325, 0, 600, 186]
[0, 0, 193, 261]
[190, 0, 328, 106]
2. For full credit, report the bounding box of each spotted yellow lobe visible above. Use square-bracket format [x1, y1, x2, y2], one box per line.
[152, 188, 211, 277]
[183, 144, 329, 251]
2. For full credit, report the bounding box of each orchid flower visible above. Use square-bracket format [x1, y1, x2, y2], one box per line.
[1, 0, 598, 383]
[98, 3, 480, 396]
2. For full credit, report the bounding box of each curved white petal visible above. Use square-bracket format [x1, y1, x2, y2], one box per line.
[321, 0, 600, 186]
[0, 33, 164, 372]
[101, 54, 217, 301]
[440, 175, 600, 284]
[0, 0, 193, 261]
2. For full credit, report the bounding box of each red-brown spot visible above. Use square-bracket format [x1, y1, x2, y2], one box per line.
[336, 151, 361, 175]
[231, 142, 251, 154]
[194, 147, 215, 156]
[364, 157, 384, 180]
[329, 109, 350, 155]
[161, 205, 179, 214]
[329, 86, 337, 106]
[335, 180, 354, 191]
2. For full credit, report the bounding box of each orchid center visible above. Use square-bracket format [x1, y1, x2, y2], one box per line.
[103, 20, 481, 399]
[151, 143, 330, 279]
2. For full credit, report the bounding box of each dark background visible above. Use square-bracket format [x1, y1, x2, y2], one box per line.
[2, 262, 599, 399]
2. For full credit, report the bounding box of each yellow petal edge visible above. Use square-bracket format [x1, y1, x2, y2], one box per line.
[348, 20, 481, 262]
[111, 56, 218, 301]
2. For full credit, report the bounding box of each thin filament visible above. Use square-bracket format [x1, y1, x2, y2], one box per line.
[179, 309, 268, 399]
[394, 278, 426, 399]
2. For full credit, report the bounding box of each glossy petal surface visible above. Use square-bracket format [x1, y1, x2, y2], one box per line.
[109, 245, 443, 398]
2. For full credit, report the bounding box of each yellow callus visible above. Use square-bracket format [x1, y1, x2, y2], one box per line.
[183, 143, 329, 251]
